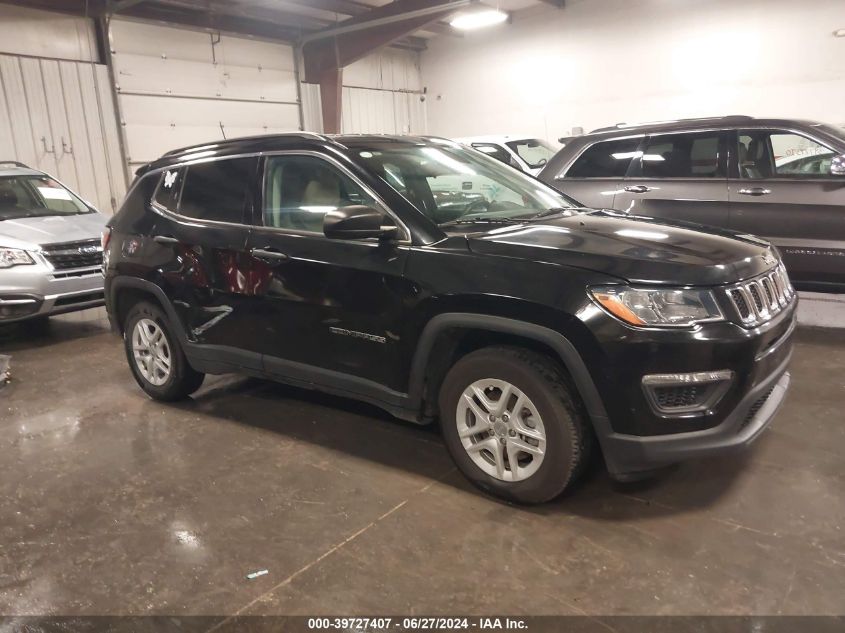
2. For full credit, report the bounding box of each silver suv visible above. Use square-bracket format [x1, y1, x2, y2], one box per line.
[539, 116, 845, 293]
[1, 162, 107, 323]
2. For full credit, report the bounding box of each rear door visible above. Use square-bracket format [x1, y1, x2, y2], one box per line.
[149, 156, 261, 368]
[728, 129, 845, 290]
[551, 136, 644, 208]
[613, 130, 730, 227]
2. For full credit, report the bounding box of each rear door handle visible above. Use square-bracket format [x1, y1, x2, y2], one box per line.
[738, 187, 771, 196]
[624, 185, 652, 193]
[251, 247, 289, 263]
[153, 235, 179, 245]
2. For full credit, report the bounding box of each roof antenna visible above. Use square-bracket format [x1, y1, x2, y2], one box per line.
[219, 121, 227, 139]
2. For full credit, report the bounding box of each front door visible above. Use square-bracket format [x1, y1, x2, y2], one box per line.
[245, 153, 413, 397]
[614, 130, 730, 228]
[728, 129, 845, 290]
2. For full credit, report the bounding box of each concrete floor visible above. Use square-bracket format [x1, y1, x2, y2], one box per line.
[1, 309, 844, 618]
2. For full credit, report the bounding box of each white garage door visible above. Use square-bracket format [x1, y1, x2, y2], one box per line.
[0, 54, 127, 214]
[109, 19, 302, 176]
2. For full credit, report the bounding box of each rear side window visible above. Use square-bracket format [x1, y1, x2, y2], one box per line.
[640, 132, 723, 178]
[177, 158, 257, 223]
[565, 138, 641, 178]
[154, 167, 185, 212]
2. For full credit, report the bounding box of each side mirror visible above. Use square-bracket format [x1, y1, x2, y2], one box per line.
[831, 155, 845, 176]
[323, 205, 398, 240]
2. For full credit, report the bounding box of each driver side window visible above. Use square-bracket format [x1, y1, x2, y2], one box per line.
[262, 155, 376, 234]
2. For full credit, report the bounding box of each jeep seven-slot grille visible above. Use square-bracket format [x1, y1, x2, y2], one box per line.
[41, 239, 103, 271]
[725, 265, 794, 328]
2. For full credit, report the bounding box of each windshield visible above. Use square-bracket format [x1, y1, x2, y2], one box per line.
[505, 138, 557, 169]
[0, 175, 91, 220]
[354, 142, 578, 225]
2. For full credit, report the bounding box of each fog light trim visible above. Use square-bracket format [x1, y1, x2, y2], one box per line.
[642, 370, 734, 417]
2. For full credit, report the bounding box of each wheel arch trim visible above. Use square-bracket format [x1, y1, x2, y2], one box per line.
[108, 277, 187, 342]
[408, 313, 610, 425]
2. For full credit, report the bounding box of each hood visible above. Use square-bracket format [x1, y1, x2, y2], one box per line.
[0, 212, 107, 249]
[464, 210, 777, 287]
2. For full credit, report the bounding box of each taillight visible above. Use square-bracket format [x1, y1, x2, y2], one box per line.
[101, 228, 112, 251]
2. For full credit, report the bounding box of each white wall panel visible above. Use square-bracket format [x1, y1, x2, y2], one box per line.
[0, 54, 126, 214]
[423, 0, 845, 138]
[120, 94, 299, 166]
[110, 19, 301, 172]
[0, 4, 97, 62]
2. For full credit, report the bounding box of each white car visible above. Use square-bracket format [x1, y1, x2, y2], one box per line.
[1, 162, 107, 323]
[454, 135, 559, 176]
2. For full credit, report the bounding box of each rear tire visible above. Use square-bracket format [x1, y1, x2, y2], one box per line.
[123, 301, 204, 401]
[439, 346, 591, 504]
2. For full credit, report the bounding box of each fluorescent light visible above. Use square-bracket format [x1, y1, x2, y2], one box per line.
[450, 9, 508, 30]
[834, 28, 845, 37]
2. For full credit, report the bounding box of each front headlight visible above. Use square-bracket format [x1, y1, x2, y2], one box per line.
[0, 247, 35, 269]
[589, 286, 723, 328]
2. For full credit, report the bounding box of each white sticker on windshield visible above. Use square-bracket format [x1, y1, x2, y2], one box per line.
[38, 186, 73, 200]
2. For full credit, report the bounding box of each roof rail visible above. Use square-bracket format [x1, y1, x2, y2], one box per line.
[0, 160, 31, 169]
[590, 115, 754, 134]
[161, 132, 327, 157]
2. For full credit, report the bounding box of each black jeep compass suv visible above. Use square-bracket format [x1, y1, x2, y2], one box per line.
[104, 133, 796, 504]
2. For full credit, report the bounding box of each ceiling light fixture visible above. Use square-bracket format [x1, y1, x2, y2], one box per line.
[450, 7, 508, 31]
[834, 28, 845, 38]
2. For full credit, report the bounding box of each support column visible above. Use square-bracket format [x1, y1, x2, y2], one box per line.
[319, 67, 343, 134]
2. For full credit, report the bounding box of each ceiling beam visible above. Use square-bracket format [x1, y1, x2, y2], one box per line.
[281, 0, 459, 36]
[108, 0, 149, 13]
[536, 0, 565, 7]
[3, 0, 438, 48]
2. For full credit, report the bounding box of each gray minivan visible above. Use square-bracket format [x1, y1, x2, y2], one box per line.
[539, 116, 845, 292]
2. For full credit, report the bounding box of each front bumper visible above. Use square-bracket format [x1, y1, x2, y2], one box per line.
[582, 293, 797, 477]
[0, 260, 104, 323]
[601, 353, 791, 477]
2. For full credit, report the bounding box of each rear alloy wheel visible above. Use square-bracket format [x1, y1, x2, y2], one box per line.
[439, 346, 591, 504]
[132, 318, 172, 386]
[123, 301, 205, 401]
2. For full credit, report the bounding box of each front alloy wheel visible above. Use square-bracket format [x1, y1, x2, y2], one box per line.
[439, 346, 591, 504]
[457, 379, 546, 482]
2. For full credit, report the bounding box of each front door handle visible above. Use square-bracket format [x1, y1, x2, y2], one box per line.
[624, 185, 652, 194]
[738, 187, 771, 196]
[153, 235, 179, 245]
[251, 247, 289, 263]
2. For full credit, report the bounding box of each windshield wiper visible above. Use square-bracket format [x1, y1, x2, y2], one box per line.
[439, 217, 524, 227]
[527, 207, 574, 220]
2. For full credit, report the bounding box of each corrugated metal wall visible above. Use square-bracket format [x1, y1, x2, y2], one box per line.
[109, 19, 302, 175]
[0, 55, 126, 214]
[302, 48, 427, 135]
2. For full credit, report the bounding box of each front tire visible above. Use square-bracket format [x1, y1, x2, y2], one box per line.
[123, 301, 204, 401]
[439, 346, 591, 504]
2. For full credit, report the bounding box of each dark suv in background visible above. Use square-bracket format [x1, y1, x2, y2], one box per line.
[539, 116, 845, 293]
[104, 134, 796, 504]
